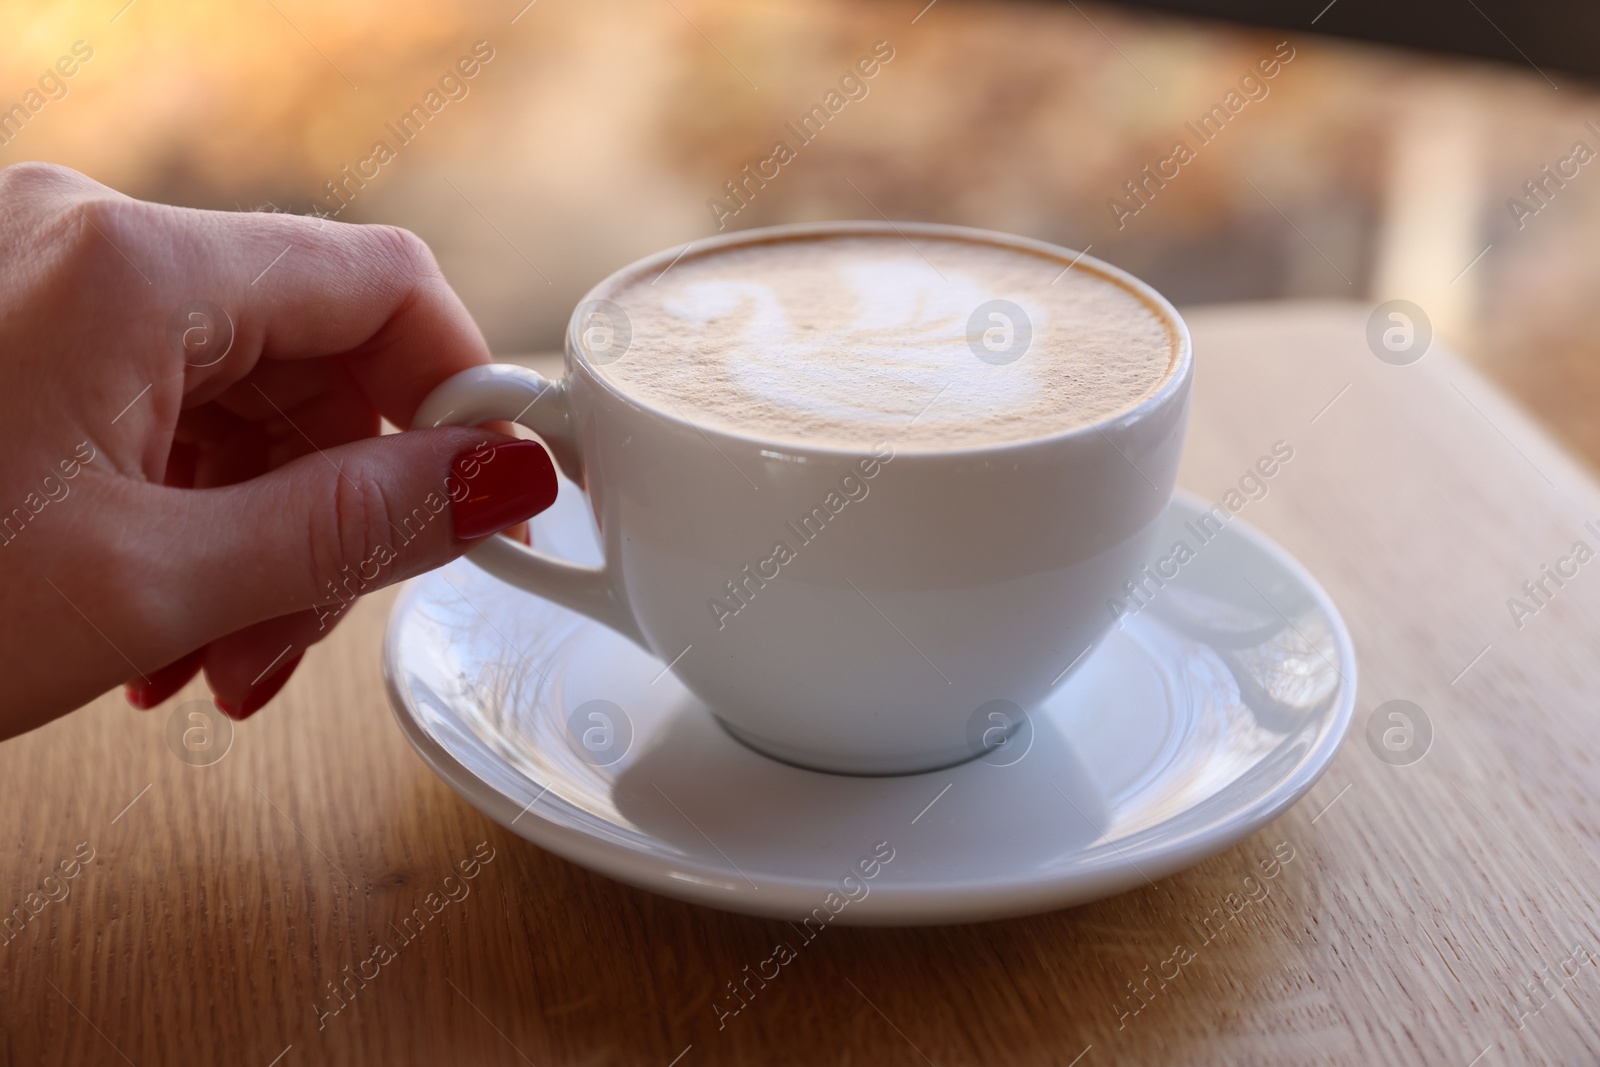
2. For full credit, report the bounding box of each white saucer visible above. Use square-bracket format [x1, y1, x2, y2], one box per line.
[384, 485, 1355, 925]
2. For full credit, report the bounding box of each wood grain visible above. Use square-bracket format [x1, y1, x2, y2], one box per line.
[6, 303, 1600, 1065]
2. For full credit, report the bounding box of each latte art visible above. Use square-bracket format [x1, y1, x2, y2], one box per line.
[600, 233, 1176, 448]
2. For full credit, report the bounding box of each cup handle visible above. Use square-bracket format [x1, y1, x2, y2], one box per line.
[412, 364, 645, 647]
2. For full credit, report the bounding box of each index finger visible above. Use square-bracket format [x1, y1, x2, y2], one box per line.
[120, 195, 493, 427]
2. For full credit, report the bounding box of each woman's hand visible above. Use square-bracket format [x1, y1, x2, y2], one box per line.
[0, 162, 556, 738]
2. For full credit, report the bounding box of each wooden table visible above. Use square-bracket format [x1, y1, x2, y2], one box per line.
[7, 303, 1600, 1065]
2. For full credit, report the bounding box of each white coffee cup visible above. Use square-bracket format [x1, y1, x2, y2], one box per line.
[413, 222, 1192, 775]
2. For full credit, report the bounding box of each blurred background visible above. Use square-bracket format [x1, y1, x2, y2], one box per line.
[4, 0, 1599, 462]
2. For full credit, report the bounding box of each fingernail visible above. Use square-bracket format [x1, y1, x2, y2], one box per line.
[124, 649, 204, 710]
[451, 440, 558, 542]
[215, 651, 304, 721]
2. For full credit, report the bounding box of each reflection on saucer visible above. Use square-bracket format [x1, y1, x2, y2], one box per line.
[1151, 584, 1341, 734]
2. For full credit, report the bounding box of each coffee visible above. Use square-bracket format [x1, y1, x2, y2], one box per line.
[597, 232, 1178, 448]
[418, 222, 1191, 773]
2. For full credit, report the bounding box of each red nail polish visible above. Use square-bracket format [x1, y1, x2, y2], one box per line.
[215, 652, 304, 721]
[451, 440, 558, 542]
[124, 648, 204, 710]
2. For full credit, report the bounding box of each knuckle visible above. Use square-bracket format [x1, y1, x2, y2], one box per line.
[0, 166, 156, 322]
[366, 223, 439, 281]
[0, 163, 108, 255]
[0, 160, 85, 199]
[311, 468, 397, 598]
[43, 194, 155, 278]
[69, 194, 148, 243]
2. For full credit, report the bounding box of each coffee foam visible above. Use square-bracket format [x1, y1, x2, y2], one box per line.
[598, 234, 1176, 448]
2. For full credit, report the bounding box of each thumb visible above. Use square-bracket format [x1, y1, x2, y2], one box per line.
[157, 428, 557, 646]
